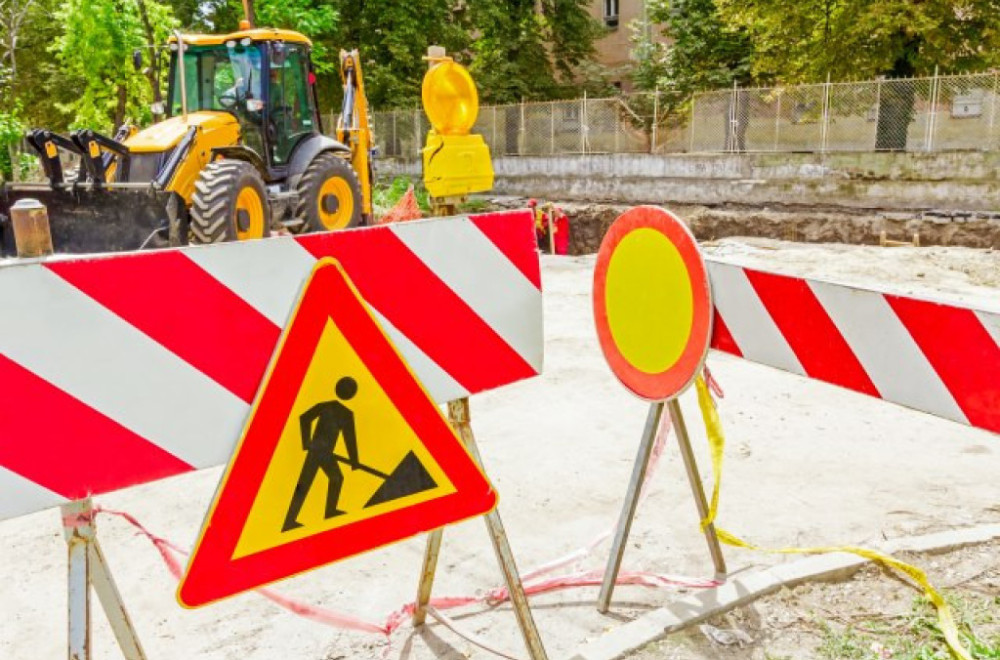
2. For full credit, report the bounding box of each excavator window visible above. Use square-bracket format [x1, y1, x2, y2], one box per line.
[167, 42, 267, 157]
[268, 43, 317, 166]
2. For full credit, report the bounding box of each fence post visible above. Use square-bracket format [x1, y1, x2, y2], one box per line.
[926, 67, 939, 152]
[414, 108, 421, 161]
[520, 99, 526, 155]
[614, 98, 621, 153]
[873, 76, 883, 151]
[689, 94, 696, 152]
[651, 89, 659, 154]
[989, 70, 999, 150]
[550, 102, 556, 154]
[391, 112, 397, 158]
[774, 91, 781, 152]
[493, 106, 498, 155]
[580, 92, 587, 154]
[729, 80, 737, 152]
[820, 73, 831, 153]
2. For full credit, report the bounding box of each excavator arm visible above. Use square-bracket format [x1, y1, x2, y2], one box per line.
[337, 50, 373, 220]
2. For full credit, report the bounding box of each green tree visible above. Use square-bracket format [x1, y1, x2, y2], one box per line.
[718, 0, 1000, 83]
[632, 0, 754, 98]
[469, 0, 608, 104]
[52, 0, 176, 130]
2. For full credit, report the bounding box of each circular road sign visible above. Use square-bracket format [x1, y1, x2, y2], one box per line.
[593, 206, 712, 401]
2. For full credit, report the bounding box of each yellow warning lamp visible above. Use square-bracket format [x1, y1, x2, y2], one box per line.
[421, 48, 494, 199]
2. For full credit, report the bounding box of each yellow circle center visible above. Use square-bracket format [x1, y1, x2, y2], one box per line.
[235, 186, 265, 241]
[604, 228, 694, 374]
[318, 177, 354, 230]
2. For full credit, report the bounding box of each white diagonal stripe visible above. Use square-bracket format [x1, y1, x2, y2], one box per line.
[977, 311, 1000, 347]
[390, 217, 544, 372]
[185, 234, 471, 403]
[706, 261, 805, 375]
[0, 266, 248, 468]
[809, 279, 969, 424]
[370, 308, 469, 402]
[0, 466, 66, 519]
[184, 236, 318, 326]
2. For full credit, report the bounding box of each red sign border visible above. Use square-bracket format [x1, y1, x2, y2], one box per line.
[178, 258, 497, 608]
[592, 206, 712, 401]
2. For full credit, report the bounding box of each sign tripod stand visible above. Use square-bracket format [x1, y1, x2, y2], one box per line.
[412, 397, 549, 659]
[61, 498, 146, 660]
[590, 205, 729, 614]
[597, 398, 727, 612]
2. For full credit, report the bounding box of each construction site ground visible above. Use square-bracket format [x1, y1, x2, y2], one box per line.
[1, 239, 998, 659]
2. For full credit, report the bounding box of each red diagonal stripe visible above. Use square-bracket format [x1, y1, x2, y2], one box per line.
[0, 354, 192, 499]
[887, 297, 1000, 433]
[469, 210, 541, 289]
[710, 309, 742, 357]
[47, 252, 280, 403]
[296, 229, 536, 393]
[745, 270, 880, 396]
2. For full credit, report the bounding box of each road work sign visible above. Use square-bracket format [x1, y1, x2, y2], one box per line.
[593, 206, 712, 401]
[178, 258, 497, 607]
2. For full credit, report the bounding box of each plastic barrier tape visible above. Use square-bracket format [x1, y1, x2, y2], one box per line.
[693, 374, 974, 660]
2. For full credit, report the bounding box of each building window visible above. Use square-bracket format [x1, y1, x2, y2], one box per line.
[604, 0, 619, 27]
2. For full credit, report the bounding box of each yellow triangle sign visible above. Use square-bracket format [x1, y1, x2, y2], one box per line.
[178, 258, 497, 607]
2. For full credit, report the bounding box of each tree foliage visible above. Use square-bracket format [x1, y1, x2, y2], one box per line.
[469, 0, 609, 104]
[52, 0, 176, 130]
[632, 0, 754, 97]
[718, 0, 1000, 82]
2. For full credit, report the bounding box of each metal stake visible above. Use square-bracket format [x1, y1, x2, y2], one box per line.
[597, 401, 664, 612]
[447, 398, 549, 660]
[412, 528, 443, 626]
[668, 399, 727, 576]
[62, 499, 147, 660]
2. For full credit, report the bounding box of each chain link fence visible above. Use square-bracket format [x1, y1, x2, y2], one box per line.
[371, 71, 1000, 161]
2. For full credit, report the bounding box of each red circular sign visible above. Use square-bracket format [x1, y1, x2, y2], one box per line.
[593, 206, 712, 401]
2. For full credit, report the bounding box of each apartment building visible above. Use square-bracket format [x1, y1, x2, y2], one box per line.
[588, 0, 653, 90]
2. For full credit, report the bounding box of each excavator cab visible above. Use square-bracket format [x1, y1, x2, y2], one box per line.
[0, 25, 374, 254]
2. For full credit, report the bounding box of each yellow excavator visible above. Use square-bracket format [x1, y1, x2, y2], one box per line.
[0, 19, 373, 254]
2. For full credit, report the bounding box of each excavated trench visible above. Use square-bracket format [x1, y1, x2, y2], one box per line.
[486, 198, 1000, 255]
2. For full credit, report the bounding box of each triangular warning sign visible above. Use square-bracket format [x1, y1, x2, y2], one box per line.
[178, 258, 497, 608]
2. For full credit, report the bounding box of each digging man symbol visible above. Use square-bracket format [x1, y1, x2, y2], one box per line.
[282, 376, 360, 532]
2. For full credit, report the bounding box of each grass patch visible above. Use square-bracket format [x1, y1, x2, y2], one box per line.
[372, 176, 430, 215]
[817, 593, 1000, 660]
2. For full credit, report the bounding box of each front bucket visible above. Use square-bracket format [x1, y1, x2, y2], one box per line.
[0, 184, 171, 256]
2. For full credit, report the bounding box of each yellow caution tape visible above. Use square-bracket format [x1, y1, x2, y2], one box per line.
[693, 375, 972, 660]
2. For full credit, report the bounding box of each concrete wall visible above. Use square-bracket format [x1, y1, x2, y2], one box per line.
[378, 151, 1000, 213]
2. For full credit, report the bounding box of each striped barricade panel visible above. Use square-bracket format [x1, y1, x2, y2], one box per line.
[707, 259, 1000, 435]
[0, 211, 542, 521]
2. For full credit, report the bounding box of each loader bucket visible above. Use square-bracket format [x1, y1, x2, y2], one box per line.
[0, 183, 172, 256]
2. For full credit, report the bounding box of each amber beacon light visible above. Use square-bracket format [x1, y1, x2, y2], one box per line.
[421, 47, 494, 198]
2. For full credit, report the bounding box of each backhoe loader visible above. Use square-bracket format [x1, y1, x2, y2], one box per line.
[0, 22, 373, 255]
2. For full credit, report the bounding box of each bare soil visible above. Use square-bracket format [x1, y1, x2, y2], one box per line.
[629, 541, 1000, 660]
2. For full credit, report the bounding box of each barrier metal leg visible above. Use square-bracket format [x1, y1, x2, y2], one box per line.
[61, 499, 147, 660]
[412, 528, 444, 626]
[597, 401, 664, 613]
[447, 398, 549, 660]
[668, 399, 727, 576]
[66, 505, 91, 660]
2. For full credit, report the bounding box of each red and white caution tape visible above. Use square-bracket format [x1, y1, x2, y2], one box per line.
[87, 409, 716, 657]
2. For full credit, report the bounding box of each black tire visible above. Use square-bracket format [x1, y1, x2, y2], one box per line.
[294, 152, 363, 233]
[190, 160, 271, 244]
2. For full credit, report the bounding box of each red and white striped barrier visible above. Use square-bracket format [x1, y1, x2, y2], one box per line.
[707, 259, 1000, 435]
[0, 211, 542, 521]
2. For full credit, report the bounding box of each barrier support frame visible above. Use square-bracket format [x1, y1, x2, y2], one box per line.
[411, 397, 549, 660]
[597, 398, 727, 613]
[62, 498, 147, 660]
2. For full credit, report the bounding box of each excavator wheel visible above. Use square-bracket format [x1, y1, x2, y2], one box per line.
[295, 152, 363, 232]
[190, 160, 271, 243]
